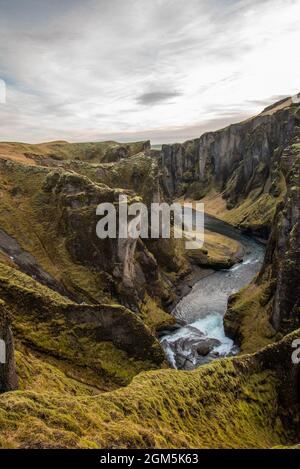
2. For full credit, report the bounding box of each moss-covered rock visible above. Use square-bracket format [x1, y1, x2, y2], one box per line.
[224, 131, 300, 352]
[161, 100, 299, 240]
[0, 262, 165, 388]
[0, 140, 150, 165]
[0, 329, 300, 448]
[187, 230, 243, 270]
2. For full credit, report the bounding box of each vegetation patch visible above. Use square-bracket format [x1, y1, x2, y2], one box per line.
[0, 352, 292, 448]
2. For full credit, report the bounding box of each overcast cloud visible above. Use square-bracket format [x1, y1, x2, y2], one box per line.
[0, 0, 299, 144]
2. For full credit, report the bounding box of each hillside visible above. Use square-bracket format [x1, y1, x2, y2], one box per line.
[0, 95, 300, 448]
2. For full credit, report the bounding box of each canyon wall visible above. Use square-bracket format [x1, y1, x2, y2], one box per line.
[224, 125, 300, 350]
[161, 99, 300, 238]
[160, 97, 300, 349]
[262, 133, 300, 334]
[0, 141, 188, 390]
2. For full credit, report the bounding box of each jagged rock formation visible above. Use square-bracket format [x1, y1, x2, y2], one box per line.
[159, 96, 300, 352]
[0, 139, 189, 390]
[0, 151, 186, 311]
[265, 136, 300, 333]
[161, 97, 300, 238]
[224, 129, 300, 350]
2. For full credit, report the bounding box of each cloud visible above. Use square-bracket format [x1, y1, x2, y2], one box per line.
[137, 90, 182, 105]
[0, 0, 299, 143]
[0, 79, 6, 103]
[247, 95, 290, 108]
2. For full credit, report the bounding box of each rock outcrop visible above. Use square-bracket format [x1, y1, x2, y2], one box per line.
[0, 262, 164, 389]
[0, 142, 187, 391]
[224, 126, 300, 350]
[263, 135, 300, 334]
[161, 98, 300, 238]
[159, 96, 300, 352]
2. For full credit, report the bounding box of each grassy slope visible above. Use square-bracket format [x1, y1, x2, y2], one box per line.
[187, 172, 286, 237]
[0, 348, 290, 449]
[0, 263, 163, 390]
[224, 281, 278, 353]
[187, 229, 243, 269]
[177, 199, 244, 268]
[0, 140, 149, 164]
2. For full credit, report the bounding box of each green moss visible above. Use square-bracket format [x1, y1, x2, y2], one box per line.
[185, 181, 208, 200]
[15, 347, 101, 395]
[187, 230, 243, 269]
[0, 355, 289, 448]
[0, 140, 149, 164]
[0, 261, 164, 389]
[139, 294, 175, 333]
[224, 281, 277, 353]
[219, 167, 287, 237]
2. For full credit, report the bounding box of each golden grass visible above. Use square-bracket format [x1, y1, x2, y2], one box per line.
[0, 356, 287, 448]
[225, 281, 278, 353]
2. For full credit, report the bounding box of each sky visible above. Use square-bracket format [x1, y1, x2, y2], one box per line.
[0, 0, 299, 144]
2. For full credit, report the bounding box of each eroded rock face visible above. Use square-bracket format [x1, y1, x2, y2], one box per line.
[162, 105, 297, 199]
[0, 301, 18, 393]
[0, 265, 165, 386]
[0, 227, 77, 301]
[160, 98, 300, 346]
[253, 329, 300, 413]
[41, 170, 163, 309]
[261, 132, 300, 334]
[0, 148, 189, 386]
[38, 160, 188, 313]
[161, 102, 300, 238]
[102, 140, 151, 163]
[224, 122, 300, 346]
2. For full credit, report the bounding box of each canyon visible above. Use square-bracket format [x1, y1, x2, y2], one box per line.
[0, 94, 299, 448]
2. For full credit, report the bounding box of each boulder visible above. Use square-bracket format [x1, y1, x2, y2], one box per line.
[196, 338, 221, 356]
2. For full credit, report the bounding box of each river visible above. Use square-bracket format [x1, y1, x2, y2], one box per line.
[160, 210, 265, 370]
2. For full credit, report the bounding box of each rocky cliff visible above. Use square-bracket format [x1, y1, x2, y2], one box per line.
[0, 139, 189, 390]
[225, 127, 300, 351]
[161, 96, 300, 238]
[160, 95, 300, 352]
